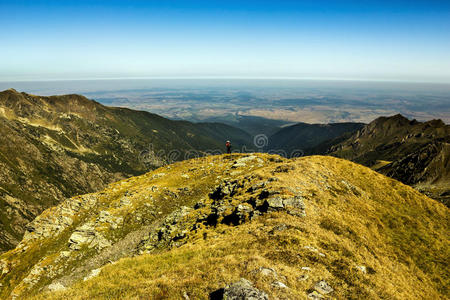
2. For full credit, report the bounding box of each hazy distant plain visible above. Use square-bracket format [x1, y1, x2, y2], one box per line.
[1, 79, 449, 123]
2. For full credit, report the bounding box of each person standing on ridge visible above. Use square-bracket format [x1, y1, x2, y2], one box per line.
[226, 140, 231, 154]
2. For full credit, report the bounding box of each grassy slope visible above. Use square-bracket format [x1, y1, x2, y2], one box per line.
[0, 154, 444, 299]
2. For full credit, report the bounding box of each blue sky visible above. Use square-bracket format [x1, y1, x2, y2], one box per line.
[1, 0, 450, 82]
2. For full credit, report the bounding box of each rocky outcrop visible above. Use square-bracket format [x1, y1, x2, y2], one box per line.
[219, 278, 268, 300]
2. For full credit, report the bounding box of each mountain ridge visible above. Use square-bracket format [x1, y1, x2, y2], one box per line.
[327, 114, 449, 204]
[0, 89, 251, 252]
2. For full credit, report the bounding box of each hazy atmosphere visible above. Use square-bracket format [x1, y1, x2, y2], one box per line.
[1, 79, 449, 123]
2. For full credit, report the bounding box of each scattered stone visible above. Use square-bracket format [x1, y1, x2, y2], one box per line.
[307, 290, 324, 299]
[47, 282, 66, 292]
[304, 246, 315, 251]
[221, 278, 268, 300]
[314, 280, 333, 295]
[356, 265, 367, 273]
[181, 174, 190, 179]
[301, 267, 311, 271]
[272, 281, 288, 289]
[256, 267, 278, 277]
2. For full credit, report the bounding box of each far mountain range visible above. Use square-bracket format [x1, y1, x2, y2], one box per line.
[0, 89, 448, 252]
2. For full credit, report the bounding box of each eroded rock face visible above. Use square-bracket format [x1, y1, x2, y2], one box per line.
[205, 178, 306, 227]
[222, 278, 268, 300]
[68, 222, 111, 251]
[21, 194, 98, 245]
[137, 206, 193, 253]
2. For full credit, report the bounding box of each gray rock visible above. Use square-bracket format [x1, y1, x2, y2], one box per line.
[307, 291, 324, 299]
[47, 282, 66, 292]
[272, 281, 288, 289]
[264, 195, 306, 217]
[210, 180, 242, 200]
[223, 278, 268, 300]
[314, 280, 333, 295]
[256, 267, 277, 277]
[266, 197, 284, 209]
[137, 206, 193, 252]
[283, 196, 306, 217]
[68, 222, 111, 251]
[356, 265, 367, 273]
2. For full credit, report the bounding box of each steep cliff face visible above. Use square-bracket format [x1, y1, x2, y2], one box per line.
[0, 89, 250, 251]
[0, 154, 447, 299]
[328, 114, 450, 203]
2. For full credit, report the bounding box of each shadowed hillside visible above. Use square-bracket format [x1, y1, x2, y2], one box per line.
[0, 154, 447, 299]
[327, 114, 450, 204]
[269, 122, 364, 156]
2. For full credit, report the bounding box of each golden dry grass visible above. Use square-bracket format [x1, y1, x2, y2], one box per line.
[23, 155, 449, 300]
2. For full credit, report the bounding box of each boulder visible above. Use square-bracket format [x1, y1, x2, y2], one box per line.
[314, 280, 333, 295]
[222, 278, 268, 300]
[265, 195, 306, 217]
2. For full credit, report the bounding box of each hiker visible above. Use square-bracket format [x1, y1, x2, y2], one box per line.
[226, 140, 231, 154]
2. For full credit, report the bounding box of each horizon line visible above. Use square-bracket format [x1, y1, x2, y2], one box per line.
[1, 76, 450, 85]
